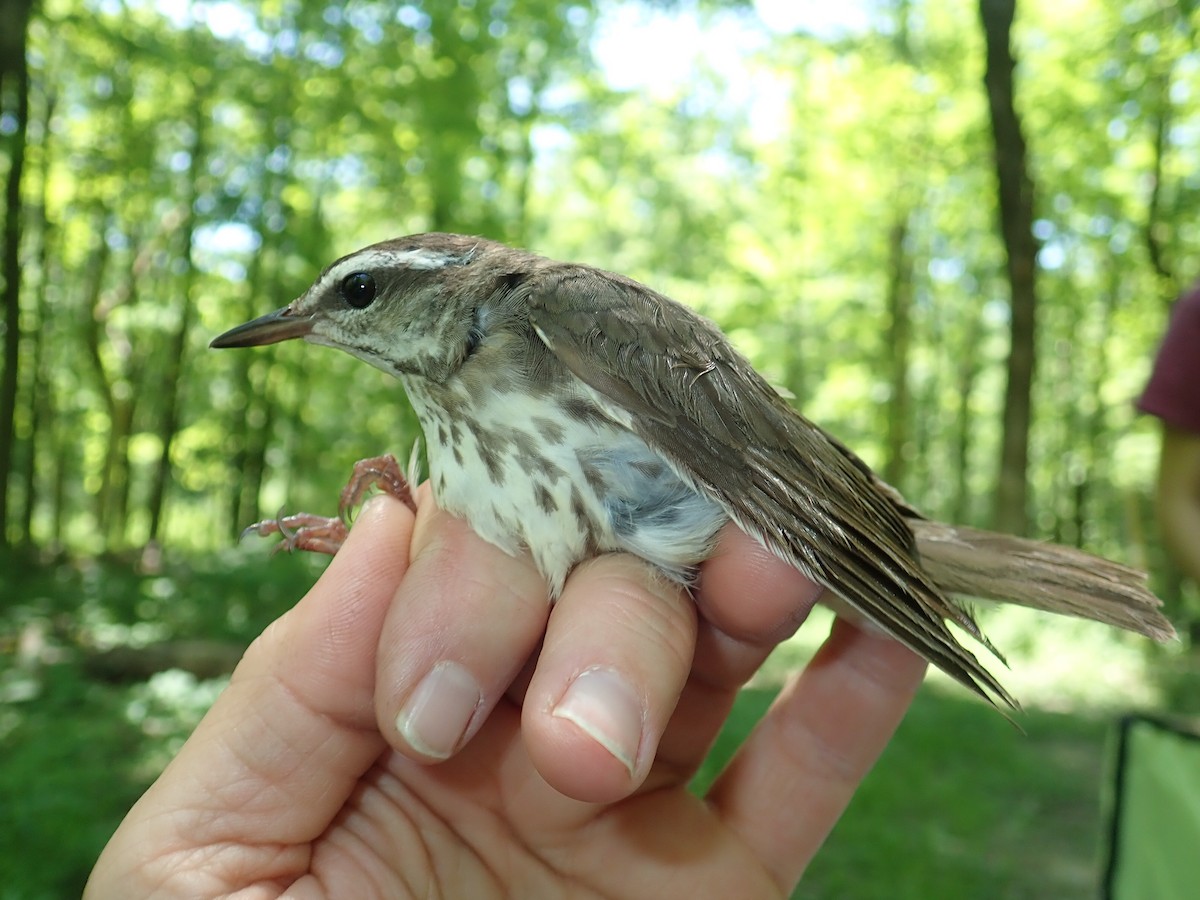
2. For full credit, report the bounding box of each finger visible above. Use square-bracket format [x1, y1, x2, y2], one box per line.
[708, 617, 927, 893]
[88, 495, 416, 889]
[693, 524, 825, 689]
[522, 554, 697, 803]
[377, 486, 551, 761]
[697, 524, 826, 648]
[652, 526, 827, 775]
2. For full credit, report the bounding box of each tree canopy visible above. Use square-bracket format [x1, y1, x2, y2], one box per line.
[2, 0, 1197, 567]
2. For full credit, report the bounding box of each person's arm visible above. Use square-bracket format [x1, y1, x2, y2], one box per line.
[1156, 423, 1200, 584]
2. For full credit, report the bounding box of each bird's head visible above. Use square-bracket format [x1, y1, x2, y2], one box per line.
[211, 233, 523, 381]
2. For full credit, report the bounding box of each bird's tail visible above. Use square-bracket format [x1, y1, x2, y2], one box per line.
[912, 520, 1177, 643]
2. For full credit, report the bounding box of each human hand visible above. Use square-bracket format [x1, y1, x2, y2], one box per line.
[85, 489, 927, 898]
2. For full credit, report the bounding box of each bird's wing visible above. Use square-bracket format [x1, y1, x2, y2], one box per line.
[525, 264, 1016, 708]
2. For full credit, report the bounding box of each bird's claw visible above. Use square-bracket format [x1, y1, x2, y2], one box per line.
[240, 511, 350, 556]
[240, 453, 418, 557]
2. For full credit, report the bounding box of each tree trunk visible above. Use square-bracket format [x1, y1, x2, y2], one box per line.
[227, 242, 277, 534]
[883, 212, 913, 488]
[16, 80, 59, 547]
[222, 105, 296, 535]
[50, 434, 66, 548]
[146, 95, 207, 544]
[418, 9, 482, 232]
[979, 0, 1038, 536]
[10, 82, 51, 548]
[1142, 56, 1179, 306]
[951, 298, 986, 525]
[0, 0, 34, 549]
[1075, 284, 1117, 546]
[80, 220, 117, 533]
[106, 381, 137, 546]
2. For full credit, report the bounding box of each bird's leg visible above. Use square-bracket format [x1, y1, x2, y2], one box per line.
[241, 453, 417, 556]
[336, 454, 418, 520]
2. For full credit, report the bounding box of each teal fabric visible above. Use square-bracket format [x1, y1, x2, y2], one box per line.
[1103, 715, 1200, 900]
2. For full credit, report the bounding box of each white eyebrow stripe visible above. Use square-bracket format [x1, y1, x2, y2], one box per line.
[387, 248, 463, 270]
[320, 247, 466, 289]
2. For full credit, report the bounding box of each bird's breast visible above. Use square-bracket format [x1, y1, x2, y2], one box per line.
[401, 377, 729, 596]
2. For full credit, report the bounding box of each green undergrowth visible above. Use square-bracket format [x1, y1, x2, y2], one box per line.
[696, 686, 1119, 899]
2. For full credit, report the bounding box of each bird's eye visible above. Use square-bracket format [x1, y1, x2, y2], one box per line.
[340, 272, 377, 309]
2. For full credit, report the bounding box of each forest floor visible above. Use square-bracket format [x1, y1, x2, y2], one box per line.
[702, 672, 1117, 899]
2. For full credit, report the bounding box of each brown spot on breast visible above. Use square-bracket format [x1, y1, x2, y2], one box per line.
[478, 441, 505, 484]
[562, 397, 609, 426]
[529, 453, 564, 482]
[481, 426, 513, 455]
[570, 485, 594, 534]
[508, 427, 538, 461]
[533, 483, 557, 514]
[533, 416, 566, 444]
[580, 460, 607, 493]
[505, 427, 564, 482]
[570, 485, 600, 558]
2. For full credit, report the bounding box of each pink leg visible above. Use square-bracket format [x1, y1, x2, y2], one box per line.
[241, 512, 350, 556]
[337, 454, 417, 518]
[242, 454, 417, 556]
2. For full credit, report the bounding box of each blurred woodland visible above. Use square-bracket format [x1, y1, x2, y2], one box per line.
[2, 0, 1200, 896]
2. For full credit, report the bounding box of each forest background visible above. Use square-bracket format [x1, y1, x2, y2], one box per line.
[1, 0, 1199, 897]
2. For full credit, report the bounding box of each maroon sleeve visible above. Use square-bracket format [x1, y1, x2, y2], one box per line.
[1138, 285, 1200, 433]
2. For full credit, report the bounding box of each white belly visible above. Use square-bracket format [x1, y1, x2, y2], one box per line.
[402, 377, 728, 596]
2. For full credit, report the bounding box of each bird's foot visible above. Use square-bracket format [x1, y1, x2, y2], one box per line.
[241, 453, 418, 556]
[337, 453, 418, 518]
[241, 512, 350, 555]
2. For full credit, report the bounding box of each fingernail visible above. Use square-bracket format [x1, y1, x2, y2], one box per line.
[551, 667, 643, 776]
[396, 661, 482, 759]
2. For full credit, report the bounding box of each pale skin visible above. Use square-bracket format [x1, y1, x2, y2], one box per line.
[1157, 423, 1200, 585]
[85, 487, 927, 899]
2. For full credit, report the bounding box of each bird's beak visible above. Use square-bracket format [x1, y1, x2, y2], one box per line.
[210, 306, 315, 349]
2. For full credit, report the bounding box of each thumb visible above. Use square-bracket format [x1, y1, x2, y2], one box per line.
[87, 495, 415, 893]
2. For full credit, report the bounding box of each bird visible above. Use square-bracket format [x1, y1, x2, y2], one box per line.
[211, 232, 1175, 709]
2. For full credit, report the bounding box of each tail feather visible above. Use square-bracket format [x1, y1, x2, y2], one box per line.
[912, 520, 1176, 643]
